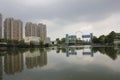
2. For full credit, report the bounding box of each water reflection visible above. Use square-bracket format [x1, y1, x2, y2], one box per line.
[83, 47, 93, 57]
[0, 56, 2, 80]
[65, 46, 93, 57]
[0, 48, 47, 77]
[4, 53, 23, 75]
[25, 49, 47, 69]
[0, 47, 120, 80]
[66, 47, 77, 57]
[56, 46, 120, 60]
[93, 47, 120, 60]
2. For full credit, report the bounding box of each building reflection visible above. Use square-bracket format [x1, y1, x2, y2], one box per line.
[66, 46, 120, 60]
[0, 56, 2, 80]
[66, 47, 77, 57]
[56, 46, 120, 59]
[66, 46, 93, 57]
[25, 49, 47, 69]
[83, 47, 93, 57]
[4, 53, 23, 75]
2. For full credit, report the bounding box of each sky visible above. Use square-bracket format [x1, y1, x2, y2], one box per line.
[0, 0, 120, 40]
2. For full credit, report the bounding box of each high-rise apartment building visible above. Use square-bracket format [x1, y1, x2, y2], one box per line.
[25, 22, 37, 37]
[4, 18, 23, 41]
[0, 13, 2, 39]
[38, 23, 47, 43]
[25, 22, 47, 43]
[25, 22, 32, 37]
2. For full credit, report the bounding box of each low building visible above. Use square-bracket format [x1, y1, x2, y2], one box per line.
[114, 39, 120, 50]
[114, 39, 120, 44]
[51, 41, 57, 45]
[46, 37, 51, 44]
[24, 37, 40, 45]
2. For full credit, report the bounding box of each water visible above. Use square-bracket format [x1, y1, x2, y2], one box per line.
[0, 46, 120, 80]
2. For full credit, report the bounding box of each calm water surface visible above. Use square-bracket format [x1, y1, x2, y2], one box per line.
[0, 46, 120, 80]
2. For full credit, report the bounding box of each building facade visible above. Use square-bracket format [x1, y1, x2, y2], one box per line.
[25, 22, 38, 37]
[24, 36, 40, 45]
[38, 23, 47, 43]
[4, 18, 23, 41]
[0, 14, 2, 39]
[46, 37, 51, 44]
[25, 22, 47, 43]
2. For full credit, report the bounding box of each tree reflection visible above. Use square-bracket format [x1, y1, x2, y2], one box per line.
[29, 48, 36, 53]
[61, 48, 66, 53]
[56, 48, 60, 53]
[0, 46, 120, 77]
[93, 47, 120, 60]
[54, 46, 120, 60]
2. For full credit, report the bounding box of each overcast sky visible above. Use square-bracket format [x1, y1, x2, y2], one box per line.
[0, 0, 120, 40]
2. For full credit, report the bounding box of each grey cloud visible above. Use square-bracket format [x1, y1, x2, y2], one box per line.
[47, 0, 120, 22]
[0, 0, 120, 22]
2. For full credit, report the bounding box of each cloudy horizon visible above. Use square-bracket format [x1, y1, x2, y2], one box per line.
[0, 0, 120, 40]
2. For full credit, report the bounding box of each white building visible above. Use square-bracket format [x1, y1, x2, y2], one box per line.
[24, 37, 40, 45]
[46, 37, 51, 44]
[114, 39, 120, 50]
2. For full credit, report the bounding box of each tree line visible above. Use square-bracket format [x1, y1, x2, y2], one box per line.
[0, 39, 50, 48]
[55, 31, 120, 45]
[92, 31, 120, 45]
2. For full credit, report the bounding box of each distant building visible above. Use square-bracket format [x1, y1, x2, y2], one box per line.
[4, 18, 23, 41]
[51, 41, 57, 45]
[0, 14, 2, 39]
[25, 22, 37, 37]
[46, 37, 51, 44]
[25, 22, 47, 44]
[114, 33, 120, 49]
[114, 39, 120, 44]
[114, 39, 120, 49]
[38, 23, 47, 43]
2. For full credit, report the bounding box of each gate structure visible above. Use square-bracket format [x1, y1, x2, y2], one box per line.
[65, 33, 93, 45]
[66, 34, 77, 45]
[82, 33, 93, 44]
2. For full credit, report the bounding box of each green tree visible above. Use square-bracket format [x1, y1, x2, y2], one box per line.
[17, 40, 27, 47]
[61, 38, 65, 44]
[92, 36, 99, 43]
[39, 40, 44, 47]
[30, 41, 35, 46]
[44, 43, 50, 47]
[105, 31, 116, 44]
[56, 38, 61, 44]
[99, 35, 106, 44]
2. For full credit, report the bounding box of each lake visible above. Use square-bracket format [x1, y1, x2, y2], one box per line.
[0, 46, 120, 80]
